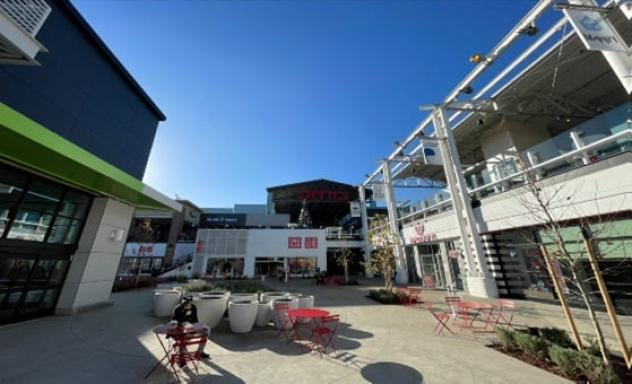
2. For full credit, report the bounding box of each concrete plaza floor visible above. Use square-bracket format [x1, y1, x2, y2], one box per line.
[3, 277, 629, 383]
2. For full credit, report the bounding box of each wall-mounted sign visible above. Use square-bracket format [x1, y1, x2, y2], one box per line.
[288, 237, 302, 248]
[421, 138, 443, 166]
[123, 243, 166, 257]
[372, 183, 386, 201]
[305, 237, 318, 248]
[448, 249, 460, 259]
[296, 188, 350, 202]
[200, 213, 246, 227]
[349, 202, 361, 217]
[407, 224, 437, 244]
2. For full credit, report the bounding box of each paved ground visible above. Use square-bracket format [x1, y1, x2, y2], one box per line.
[2, 277, 629, 383]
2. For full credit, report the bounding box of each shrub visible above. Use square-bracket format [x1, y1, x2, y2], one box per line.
[496, 328, 518, 350]
[368, 289, 405, 304]
[578, 353, 620, 384]
[514, 331, 550, 360]
[548, 345, 583, 377]
[582, 335, 603, 357]
[537, 327, 575, 349]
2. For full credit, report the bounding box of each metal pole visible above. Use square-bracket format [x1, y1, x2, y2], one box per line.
[358, 185, 373, 278]
[381, 160, 408, 285]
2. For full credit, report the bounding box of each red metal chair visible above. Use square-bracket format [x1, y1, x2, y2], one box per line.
[274, 303, 297, 344]
[444, 296, 462, 326]
[309, 314, 340, 358]
[426, 301, 455, 336]
[170, 331, 208, 375]
[495, 299, 516, 329]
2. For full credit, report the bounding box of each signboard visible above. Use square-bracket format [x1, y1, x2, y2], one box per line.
[349, 202, 361, 217]
[200, 213, 246, 227]
[372, 183, 386, 201]
[618, 0, 632, 19]
[288, 237, 302, 249]
[123, 243, 166, 257]
[421, 138, 443, 166]
[305, 237, 318, 248]
[449, 249, 460, 259]
[407, 224, 437, 244]
[563, 5, 628, 53]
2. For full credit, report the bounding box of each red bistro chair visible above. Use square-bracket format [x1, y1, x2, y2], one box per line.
[309, 314, 340, 358]
[426, 301, 455, 336]
[444, 296, 462, 325]
[495, 299, 516, 329]
[274, 303, 297, 344]
[170, 331, 208, 375]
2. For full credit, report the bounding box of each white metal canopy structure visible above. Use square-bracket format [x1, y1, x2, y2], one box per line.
[359, 0, 632, 297]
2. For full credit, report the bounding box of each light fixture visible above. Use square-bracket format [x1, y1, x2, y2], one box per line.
[461, 86, 473, 95]
[469, 53, 486, 63]
[519, 23, 538, 36]
[393, 141, 400, 147]
[477, 119, 485, 125]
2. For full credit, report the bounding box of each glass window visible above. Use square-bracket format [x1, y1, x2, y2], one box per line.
[6, 209, 52, 242]
[47, 217, 82, 244]
[20, 180, 63, 214]
[58, 190, 91, 219]
[0, 258, 35, 282]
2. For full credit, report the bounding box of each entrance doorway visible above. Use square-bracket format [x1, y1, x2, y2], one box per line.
[254, 258, 283, 278]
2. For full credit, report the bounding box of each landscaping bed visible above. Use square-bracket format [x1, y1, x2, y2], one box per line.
[488, 327, 632, 384]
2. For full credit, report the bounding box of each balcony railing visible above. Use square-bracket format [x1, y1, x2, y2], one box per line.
[399, 128, 632, 224]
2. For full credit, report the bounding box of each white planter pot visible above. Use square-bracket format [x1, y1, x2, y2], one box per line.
[296, 295, 314, 308]
[200, 291, 230, 297]
[194, 296, 228, 329]
[227, 300, 258, 333]
[154, 291, 182, 317]
[269, 297, 298, 329]
[228, 293, 258, 303]
[254, 302, 271, 327]
[260, 292, 290, 303]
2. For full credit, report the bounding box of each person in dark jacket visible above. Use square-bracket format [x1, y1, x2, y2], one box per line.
[171, 295, 210, 366]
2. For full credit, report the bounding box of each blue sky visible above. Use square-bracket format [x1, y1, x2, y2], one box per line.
[72, 0, 535, 208]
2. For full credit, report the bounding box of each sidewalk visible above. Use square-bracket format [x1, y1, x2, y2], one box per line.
[1, 277, 607, 383]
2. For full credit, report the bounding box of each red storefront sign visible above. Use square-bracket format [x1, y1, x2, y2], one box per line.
[288, 237, 302, 248]
[305, 237, 318, 248]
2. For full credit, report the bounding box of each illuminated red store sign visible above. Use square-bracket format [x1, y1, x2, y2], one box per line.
[305, 237, 318, 248]
[296, 188, 350, 202]
[288, 237, 302, 248]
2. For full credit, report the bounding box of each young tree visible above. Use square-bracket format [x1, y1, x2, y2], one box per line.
[514, 158, 629, 369]
[130, 218, 155, 287]
[334, 239, 354, 284]
[368, 214, 398, 292]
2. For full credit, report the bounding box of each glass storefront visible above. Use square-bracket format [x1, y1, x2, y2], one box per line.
[0, 162, 92, 325]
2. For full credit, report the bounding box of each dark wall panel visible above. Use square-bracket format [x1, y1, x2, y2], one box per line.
[0, 0, 163, 179]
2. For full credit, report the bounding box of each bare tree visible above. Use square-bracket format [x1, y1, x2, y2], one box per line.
[514, 158, 630, 368]
[334, 239, 354, 284]
[367, 214, 398, 292]
[130, 218, 155, 287]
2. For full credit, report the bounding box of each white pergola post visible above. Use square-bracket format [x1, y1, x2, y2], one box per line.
[432, 107, 498, 298]
[358, 185, 373, 278]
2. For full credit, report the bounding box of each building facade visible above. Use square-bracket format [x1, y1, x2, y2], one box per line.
[362, 0, 632, 310]
[0, 0, 177, 325]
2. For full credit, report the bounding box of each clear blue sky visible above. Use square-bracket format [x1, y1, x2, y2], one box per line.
[71, 0, 535, 208]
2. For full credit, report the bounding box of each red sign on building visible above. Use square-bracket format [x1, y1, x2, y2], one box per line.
[288, 237, 302, 249]
[305, 237, 318, 249]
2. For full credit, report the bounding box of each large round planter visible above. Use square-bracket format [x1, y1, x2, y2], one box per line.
[227, 300, 258, 333]
[228, 293, 258, 303]
[194, 295, 229, 329]
[254, 302, 271, 327]
[269, 297, 299, 329]
[260, 292, 290, 303]
[200, 291, 230, 297]
[154, 291, 182, 317]
[296, 295, 314, 308]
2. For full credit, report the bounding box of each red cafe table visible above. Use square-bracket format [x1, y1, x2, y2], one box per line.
[286, 308, 330, 346]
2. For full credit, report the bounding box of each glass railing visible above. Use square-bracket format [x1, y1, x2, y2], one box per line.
[399, 125, 632, 224]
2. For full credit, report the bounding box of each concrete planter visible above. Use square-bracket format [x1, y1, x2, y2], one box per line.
[296, 295, 314, 308]
[154, 291, 182, 317]
[260, 292, 290, 303]
[254, 301, 271, 327]
[227, 300, 258, 333]
[269, 297, 299, 329]
[228, 293, 258, 303]
[194, 295, 229, 329]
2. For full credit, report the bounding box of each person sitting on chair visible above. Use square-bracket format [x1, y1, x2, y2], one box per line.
[171, 295, 211, 367]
